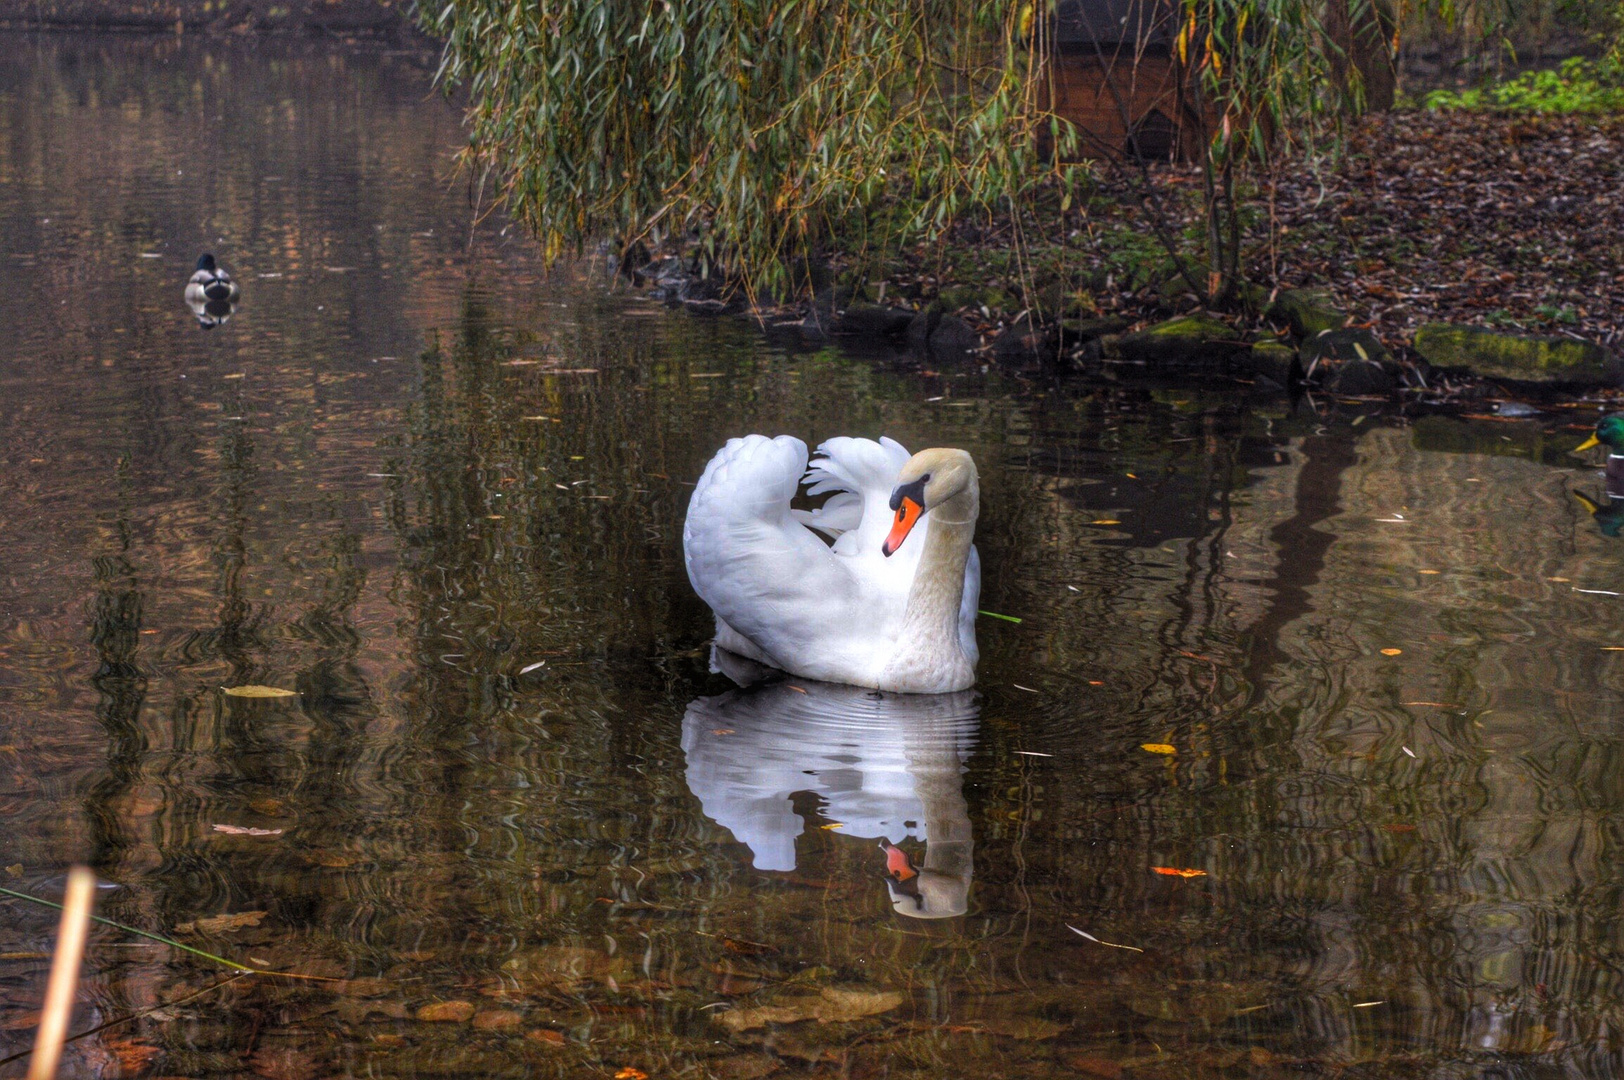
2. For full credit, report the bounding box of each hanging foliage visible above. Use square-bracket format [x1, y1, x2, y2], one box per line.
[428, 0, 1080, 295]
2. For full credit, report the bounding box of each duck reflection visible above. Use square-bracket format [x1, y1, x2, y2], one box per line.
[1573, 490, 1624, 537]
[682, 648, 978, 918]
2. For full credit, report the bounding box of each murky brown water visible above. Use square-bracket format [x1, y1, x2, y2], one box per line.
[3, 30, 1624, 1080]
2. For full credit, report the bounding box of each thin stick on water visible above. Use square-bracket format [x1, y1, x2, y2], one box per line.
[0, 886, 336, 981]
[27, 866, 96, 1080]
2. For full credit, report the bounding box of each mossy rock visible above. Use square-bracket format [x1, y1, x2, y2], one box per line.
[832, 304, 913, 337]
[1268, 289, 1348, 339]
[1116, 314, 1246, 366]
[1411, 323, 1618, 385]
[935, 285, 981, 312]
[1060, 316, 1131, 345]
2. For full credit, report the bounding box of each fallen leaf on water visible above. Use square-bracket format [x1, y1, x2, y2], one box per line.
[518, 661, 547, 674]
[212, 824, 284, 836]
[710, 728, 735, 736]
[473, 1010, 524, 1031]
[1151, 867, 1207, 878]
[107, 1037, 162, 1075]
[4, 864, 20, 877]
[615, 1070, 649, 1080]
[176, 911, 267, 934]
[1353, 1000, 1385, 1008]
[819, 822, 844, 830]
[1418, 569, 1440, 575]
[1380, 648, 1402, 656]
[1090, 519, 1121, 525]
[416, 1000, 476, 1023]
[222, 685, 297, 698]
[1382, 824, 1416, 833]
[526, 1029, 567, 1047]
[1065, 1055, 1124, 1080]
[1141, 743, 1175, 755]
[716, 986, 905, 1031]
[1402, 746, 1416, 757]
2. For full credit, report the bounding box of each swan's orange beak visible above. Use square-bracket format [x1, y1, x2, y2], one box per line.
[882, 497, 922, 557]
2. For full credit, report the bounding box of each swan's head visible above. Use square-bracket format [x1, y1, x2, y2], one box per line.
[882, 448, 977, 557]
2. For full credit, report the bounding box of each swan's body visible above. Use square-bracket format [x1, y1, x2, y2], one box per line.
[683, 435, 981, 693]
[185, 253, 240, 305]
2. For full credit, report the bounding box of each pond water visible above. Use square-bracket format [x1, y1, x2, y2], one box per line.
[2, 30, 1624, 1080]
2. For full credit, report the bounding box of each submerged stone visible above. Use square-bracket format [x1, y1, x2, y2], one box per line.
[1115, 314, 1244, 366]
[1411, 323, 1617, 385]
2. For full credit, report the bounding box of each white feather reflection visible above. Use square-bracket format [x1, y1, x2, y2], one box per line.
[681, 647, 978, 918]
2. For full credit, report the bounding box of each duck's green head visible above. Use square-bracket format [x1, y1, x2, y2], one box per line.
[1576, 414, 1624, 454]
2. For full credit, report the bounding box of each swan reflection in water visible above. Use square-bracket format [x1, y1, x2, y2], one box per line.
[682, 648, 978, 918]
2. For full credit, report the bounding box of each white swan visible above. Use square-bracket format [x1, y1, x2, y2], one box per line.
[682, 435, 981, 693]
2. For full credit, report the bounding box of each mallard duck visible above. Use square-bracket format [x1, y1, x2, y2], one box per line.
[1573, 414, 1624, 498]
[185, 254, 240, 305]
[683, 435, 980, 693]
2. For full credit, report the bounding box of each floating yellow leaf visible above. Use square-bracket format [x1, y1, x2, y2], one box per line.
[1141, 743, 1176, 755]
[1418, 570, 1440, 575]
[222, 685, 297, 698]
[1090, 519, 1121, 526]
[820, 822, 845, 830]
[1380, 648, 1402, 656]
[614, 1070, 648, 1080]
[1151, 867, 1207, 878]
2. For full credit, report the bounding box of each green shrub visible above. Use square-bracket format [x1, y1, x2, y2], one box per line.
[1424, 56, 1624, 113]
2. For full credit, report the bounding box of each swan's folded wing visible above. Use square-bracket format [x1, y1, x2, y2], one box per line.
[802, 436, 912, 557]
[959, 545, 981, 667]
[683, 435, 859, 666]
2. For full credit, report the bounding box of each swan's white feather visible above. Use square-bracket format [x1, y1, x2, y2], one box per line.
[683, 433, 980, 691]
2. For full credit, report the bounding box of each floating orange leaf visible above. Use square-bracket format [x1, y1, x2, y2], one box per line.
[1380, 648, 1402, 656]
[615, 1070, 648, 1080]
[1090, 519, 1121, 526]
[1151, 867, 1207, 878]
[1140, 743, 1176, 755]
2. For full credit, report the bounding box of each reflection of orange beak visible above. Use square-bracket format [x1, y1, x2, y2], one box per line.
[882, 498, 922, 557]
[881, 841, 917, 881]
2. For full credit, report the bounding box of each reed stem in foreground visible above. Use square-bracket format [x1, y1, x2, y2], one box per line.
[27, 866, 96, 1080]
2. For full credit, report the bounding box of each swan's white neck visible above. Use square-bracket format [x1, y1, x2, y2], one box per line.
[880, 483, 978, 693]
